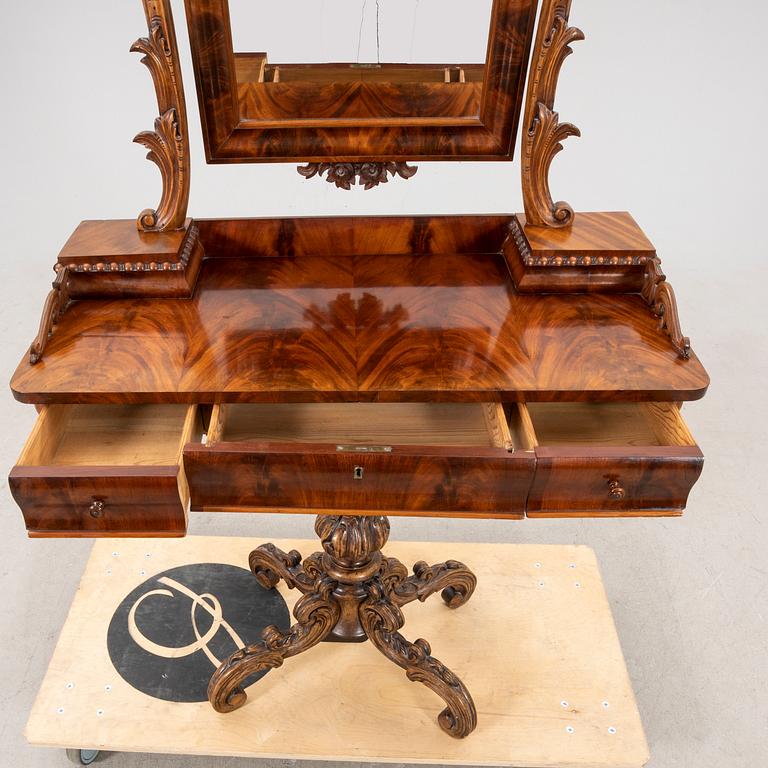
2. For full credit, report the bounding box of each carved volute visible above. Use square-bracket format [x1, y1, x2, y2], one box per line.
[521, 0, 584, 228]
[132, 0, 190, 231]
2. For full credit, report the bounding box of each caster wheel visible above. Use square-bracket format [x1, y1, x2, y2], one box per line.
[65, 748, 100, 765]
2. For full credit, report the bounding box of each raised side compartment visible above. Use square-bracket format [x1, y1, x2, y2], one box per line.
[10, 405, 200, 537]
[522, 402, 703, 517]
[184, 403, 535, 517]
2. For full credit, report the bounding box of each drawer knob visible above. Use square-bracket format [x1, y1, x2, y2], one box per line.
[607, 480, 626, 501]
[89, 500, 106, 518]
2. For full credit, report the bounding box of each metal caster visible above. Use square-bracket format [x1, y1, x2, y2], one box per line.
[65, 748, 100, 765]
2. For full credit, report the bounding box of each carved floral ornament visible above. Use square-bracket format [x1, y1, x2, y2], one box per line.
[297, 162, 419, 190]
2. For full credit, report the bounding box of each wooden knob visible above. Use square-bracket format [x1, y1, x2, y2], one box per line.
[607, 480, 626, 501]
[89, 500, 106, 518]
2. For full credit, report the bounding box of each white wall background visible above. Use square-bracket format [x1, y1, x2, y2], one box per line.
[0, 2, 767, 767]
[230, 0, 495, 63]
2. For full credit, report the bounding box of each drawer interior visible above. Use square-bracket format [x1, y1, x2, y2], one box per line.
[522, 402, 696, 447]
[207, 402, 519, 450]
[18, 405, 199, 467]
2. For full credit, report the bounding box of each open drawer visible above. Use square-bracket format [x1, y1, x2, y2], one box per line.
[184, 402, 535, 517]
[10, 405, 200, 537]
[519, 402, 703, 517]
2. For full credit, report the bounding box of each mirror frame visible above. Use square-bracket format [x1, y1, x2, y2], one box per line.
[184, 0, 538, 163]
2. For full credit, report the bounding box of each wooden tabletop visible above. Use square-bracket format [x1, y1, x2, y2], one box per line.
[11, 254, 709, 404]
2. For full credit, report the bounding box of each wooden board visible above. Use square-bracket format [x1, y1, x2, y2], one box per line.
[26, 537, 649, 767]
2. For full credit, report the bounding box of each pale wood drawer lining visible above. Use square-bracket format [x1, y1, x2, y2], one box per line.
[517, 402, 696, 448]
[17, 404, 199, 467]
[206, 402, 518, 450]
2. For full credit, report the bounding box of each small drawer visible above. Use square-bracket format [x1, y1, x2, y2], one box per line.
[521, 402, 703, 517]
[184, 402, 535, 517]
[10, 404, 200, 537]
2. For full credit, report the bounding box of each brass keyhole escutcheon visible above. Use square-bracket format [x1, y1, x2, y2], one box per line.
[354, 466, 364, 480]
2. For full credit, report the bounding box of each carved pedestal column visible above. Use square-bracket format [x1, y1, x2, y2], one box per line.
[208, 515, 478, 738]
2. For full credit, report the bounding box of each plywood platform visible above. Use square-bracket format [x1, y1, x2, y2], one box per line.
[26, 536, 649, 767]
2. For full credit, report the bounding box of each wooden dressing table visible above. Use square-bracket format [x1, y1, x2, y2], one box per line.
[9, 0, 708, 741]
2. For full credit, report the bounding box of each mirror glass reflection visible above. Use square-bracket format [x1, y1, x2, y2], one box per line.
[228, 0, 493, 121]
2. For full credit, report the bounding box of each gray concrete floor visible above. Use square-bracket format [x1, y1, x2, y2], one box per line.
[1, 3, 767, 766]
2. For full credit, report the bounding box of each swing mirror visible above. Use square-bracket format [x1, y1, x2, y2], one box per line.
[184, 0, 538, 163]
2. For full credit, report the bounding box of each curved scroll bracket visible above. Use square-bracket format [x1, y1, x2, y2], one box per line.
[29, 266, 71, 365]
[521, 0, 584, 228]
[131, 0, 190, 232]
[642, 257, 692, 359]
[208, 578, 340, 713]
[360, 582, 477, 738]
[298, 162, 418, 191]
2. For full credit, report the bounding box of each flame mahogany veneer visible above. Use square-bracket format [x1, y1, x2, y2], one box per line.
[9, 0, 711, 741]
[11, 217, 709, 404]
[10, 213, 707, 535]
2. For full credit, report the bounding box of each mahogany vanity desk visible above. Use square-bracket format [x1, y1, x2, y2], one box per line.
[8, 0, 708, 740]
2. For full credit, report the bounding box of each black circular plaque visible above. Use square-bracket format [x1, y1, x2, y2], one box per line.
[107, 563, 290, 702]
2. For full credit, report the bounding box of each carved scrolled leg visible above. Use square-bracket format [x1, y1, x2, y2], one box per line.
[389, 560, 477, 609]
[360, 583, 477, 739]
[248, 543, 323, 594]
[208, 577, 340, 713]
[379, 556, 410, 593]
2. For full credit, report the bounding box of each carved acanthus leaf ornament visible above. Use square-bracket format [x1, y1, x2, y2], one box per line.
[521, 0, 584, 228]
[642, 257, 692, 359]
[298, 162, 418, 190]
[131, 0, 190, 231]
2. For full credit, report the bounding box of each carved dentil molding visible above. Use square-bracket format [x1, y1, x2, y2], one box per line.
[298, 162, 418, 191]
[54, 224, 200, 274]
[521, 0, 584, 228]
[131, 0, 190, 232]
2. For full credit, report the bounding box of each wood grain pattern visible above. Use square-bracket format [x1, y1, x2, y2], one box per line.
[11, 246, 710, 404]
[196, 215, 512, 259]
[521, 0, 583, 227]
[238, 81, 483, 122]
[233, 57, 486, 87]
[132, 0, 190, 231]
[10, 404, 199, 536]
[525, 448, 704, 516]
[524, 402, 703, 516]
[210, 517, 479, 737]
[505, 212, 656, 292]
[184, 442, 532, 518]
[55, 219, 204, 299]
[183, 0, 537, 162]
[211, 403, 510, 447]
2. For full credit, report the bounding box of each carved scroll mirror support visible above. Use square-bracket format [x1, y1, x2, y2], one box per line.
[132, 0, 191, 232]
[521, 0, 584, 228]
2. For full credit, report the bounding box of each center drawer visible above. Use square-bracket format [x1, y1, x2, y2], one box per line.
[10, 404, 200, 537]
[183, 402, 535, 517]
